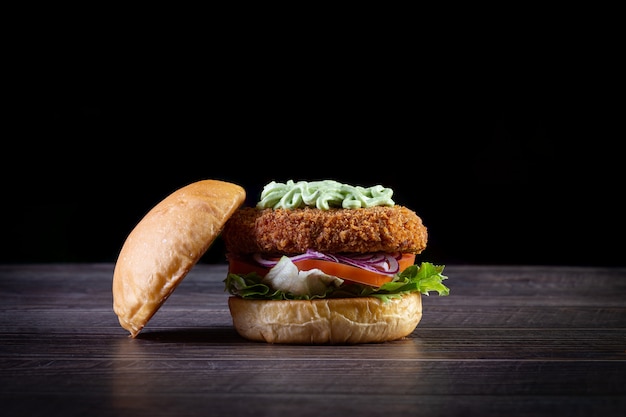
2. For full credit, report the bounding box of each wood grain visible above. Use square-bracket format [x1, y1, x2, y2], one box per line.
[1, 263, 625, 417]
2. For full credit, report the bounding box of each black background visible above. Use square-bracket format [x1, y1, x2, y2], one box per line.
[3, 36, 622, 267]
[4, 92, 621, 267]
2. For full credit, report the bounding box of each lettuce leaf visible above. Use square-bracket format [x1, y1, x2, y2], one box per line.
[224, 261, 449, 302]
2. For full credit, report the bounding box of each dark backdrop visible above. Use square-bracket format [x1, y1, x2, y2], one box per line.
[3, 79, 622, 267]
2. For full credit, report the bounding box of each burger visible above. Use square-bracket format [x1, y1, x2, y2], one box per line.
[112, 179, 449, 344]
[221, 180, 449, 344]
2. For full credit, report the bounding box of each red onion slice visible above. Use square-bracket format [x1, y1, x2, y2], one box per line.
[252, 250, 401, 275]
[333, 252, 400, 275]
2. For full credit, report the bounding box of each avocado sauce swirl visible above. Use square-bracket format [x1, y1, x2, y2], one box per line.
[256, 180, 395, 210]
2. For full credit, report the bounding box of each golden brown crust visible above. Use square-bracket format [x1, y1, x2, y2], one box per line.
[112, 180, 246, 337]
[228, 293, 422, 344]
[222, 206, 427, 255]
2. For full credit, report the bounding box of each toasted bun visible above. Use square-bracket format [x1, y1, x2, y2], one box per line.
[113, 180, 246, 337]
[228, 293, 422, 344]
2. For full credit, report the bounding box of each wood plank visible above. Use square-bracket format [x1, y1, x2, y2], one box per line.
[1, 263, 625, 417]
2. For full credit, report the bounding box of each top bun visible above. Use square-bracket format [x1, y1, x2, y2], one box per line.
[112, 179, 246, 337]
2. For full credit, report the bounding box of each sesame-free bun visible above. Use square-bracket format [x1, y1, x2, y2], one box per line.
[113, 180, 246, 337]
[228, 293, 422, 344]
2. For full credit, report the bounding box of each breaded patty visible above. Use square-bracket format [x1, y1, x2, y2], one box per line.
[221, 206, 428, 255]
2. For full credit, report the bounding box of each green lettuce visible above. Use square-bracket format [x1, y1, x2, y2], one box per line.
[224, 262, 449, 302]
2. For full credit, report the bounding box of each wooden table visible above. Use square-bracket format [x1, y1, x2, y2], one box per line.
[1, 263, 624, 416]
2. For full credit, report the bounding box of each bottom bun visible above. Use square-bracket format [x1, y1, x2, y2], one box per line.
[228, 293, 422, 344]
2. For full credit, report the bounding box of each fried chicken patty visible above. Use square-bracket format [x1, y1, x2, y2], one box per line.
[221, 206, 428, 255]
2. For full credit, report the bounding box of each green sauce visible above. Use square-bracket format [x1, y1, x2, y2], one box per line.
[257, 180, 395, 210]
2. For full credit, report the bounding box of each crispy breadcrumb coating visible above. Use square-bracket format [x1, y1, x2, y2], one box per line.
[221, 206, 427, 255]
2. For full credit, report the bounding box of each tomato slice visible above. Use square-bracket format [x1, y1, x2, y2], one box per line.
[227, 253, 416, 288]
[227, 257, 270, 277]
